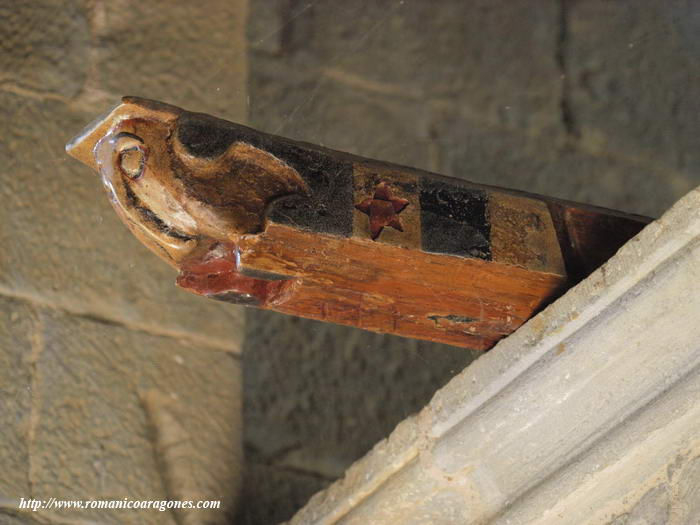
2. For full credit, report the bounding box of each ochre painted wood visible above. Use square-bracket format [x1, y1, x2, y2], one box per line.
[66, 97, 650, 349]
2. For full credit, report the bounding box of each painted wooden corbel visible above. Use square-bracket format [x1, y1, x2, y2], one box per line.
[66, 97, 649, 350]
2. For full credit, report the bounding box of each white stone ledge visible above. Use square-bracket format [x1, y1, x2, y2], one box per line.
[289, 186, 700, 524]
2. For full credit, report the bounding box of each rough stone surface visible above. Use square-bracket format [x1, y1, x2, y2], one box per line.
[0, 298, 35, 502]
[567, 0, 700, 179]
[93, 1, 248, 120]
[242, 311, 478, 479]
[610, 485, 670, 525]
[0, 294, 242, 524]
[0, 513, 45, 525]
[250, 57, 433, 171]
[432, 109, 684, 218]
[0, 1, 90, 98]
[298, 0, 563, 137]
[1, 1, 248, 523]
[289, 185, 700, 524]
[37, 308, 242, 524]
[236, 461, 330, 525]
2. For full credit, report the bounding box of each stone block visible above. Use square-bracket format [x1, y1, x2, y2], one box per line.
[248, 0, 313, 56]
[0, 0, 89, 98]
[93, 0, 248, 121]
[242, 309, 478, 480]
[235, 462, 329, 525]
[567, 0, 700, 177]
[248, 0, 285, 55]
[0, 92, 245, 349]
[432, 109, 687, 217]
[0, 297, 35, 501]
[300, 0, 562, 136]
[0, 512, 45, 525]
[250, 57, 433, 170]
[27, 305, 242, 524]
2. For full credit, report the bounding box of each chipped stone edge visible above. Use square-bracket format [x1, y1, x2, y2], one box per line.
[288, 185, 700, 524]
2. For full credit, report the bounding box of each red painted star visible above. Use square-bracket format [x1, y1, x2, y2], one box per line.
[355, 182, 410, 240]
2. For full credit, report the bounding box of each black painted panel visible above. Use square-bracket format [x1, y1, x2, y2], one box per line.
[419, 179, 490, 259]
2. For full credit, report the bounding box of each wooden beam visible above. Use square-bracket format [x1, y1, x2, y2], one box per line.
[66, 97, 650, 350]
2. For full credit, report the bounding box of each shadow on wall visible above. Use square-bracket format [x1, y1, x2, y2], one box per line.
[237, 309, 480, 525]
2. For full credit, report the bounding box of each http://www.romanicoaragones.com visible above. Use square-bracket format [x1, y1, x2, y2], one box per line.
[18, 497, 221, 512]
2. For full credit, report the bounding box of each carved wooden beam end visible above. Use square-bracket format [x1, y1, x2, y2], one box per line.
[66, 97, 650, 350]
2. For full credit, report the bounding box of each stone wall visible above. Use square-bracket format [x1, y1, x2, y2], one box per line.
[1, 2, 248, 524]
